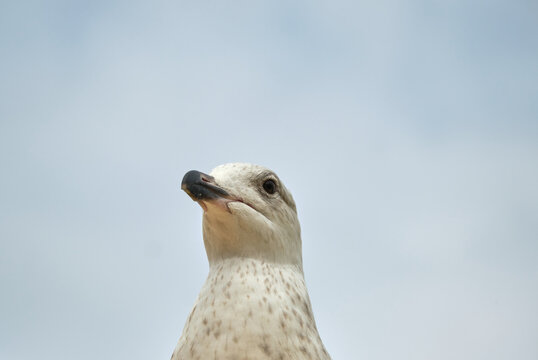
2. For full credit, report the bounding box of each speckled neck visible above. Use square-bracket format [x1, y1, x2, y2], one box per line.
[172, 258, 331, 360]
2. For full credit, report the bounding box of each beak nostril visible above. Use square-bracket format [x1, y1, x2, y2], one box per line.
[202, 176, 210, 183]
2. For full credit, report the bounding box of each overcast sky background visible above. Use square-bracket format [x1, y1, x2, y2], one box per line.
[1, 1, 537, 359]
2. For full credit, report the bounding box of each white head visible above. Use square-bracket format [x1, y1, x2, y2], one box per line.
[181, 163, 302, 267]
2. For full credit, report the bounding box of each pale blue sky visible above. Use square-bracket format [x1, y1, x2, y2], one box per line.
[1, 1, 537, 359]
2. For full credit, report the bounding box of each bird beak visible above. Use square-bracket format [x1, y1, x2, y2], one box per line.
[181, 170, 233, 212]
[182, 170, 230, 200]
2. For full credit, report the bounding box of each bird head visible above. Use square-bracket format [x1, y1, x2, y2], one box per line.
[181, 163, 302, 266]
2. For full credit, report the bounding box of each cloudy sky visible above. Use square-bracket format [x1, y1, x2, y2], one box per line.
[1, 1, 537, 359]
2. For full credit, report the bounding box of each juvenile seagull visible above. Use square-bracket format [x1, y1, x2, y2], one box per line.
[172, 163, 331, 360]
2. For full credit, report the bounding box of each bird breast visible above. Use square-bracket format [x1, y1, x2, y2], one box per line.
[171, 258, 331, 360]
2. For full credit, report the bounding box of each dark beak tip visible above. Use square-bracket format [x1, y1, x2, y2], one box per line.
[181, 170, 202, 187]
[180, 169, 230, 202]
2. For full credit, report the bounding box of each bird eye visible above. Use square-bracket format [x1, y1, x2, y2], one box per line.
[262, 179, 277, 194]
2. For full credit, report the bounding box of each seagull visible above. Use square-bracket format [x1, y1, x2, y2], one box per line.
[172, 163, 331, 360]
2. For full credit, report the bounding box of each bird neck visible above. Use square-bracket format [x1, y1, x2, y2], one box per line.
[204, 258, 308, 304]
[200, 258, 320, 342]
[202, 212, 303, 265]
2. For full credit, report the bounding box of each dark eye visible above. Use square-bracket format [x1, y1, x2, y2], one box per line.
[262, 179, 277, 194]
